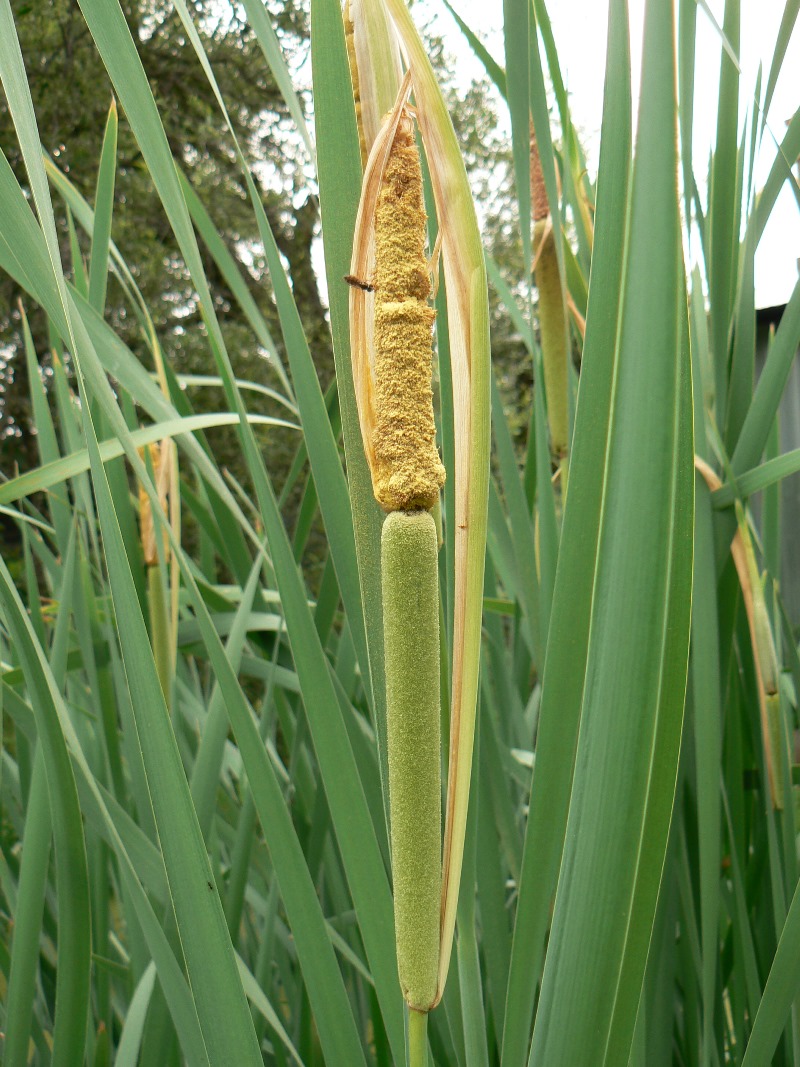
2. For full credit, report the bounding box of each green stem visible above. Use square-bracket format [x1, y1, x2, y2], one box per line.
[407, 1008, 428, 1067]
[558, 453, 570, 510]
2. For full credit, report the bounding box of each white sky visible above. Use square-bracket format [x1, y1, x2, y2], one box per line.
[425, 0, 800, 308]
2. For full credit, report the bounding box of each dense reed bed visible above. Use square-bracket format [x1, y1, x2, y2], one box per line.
[1, 0, 799, 1064]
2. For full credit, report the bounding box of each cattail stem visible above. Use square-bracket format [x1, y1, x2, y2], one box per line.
[382, 509, 441, 1010]
[765, 692, 786, 808]
[407, 1007, 429, 1067]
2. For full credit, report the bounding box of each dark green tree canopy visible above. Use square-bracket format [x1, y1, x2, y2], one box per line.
[0, 0, 326, 485]
[0, 1, 518, 568]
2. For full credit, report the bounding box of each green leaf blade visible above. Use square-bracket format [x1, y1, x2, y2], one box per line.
[527, 0, 694, 1062]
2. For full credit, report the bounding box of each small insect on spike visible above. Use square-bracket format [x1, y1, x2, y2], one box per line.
[344, 274, 375, 292]
[372, 112, 445, 512]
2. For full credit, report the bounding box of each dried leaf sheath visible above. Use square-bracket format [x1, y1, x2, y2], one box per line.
[695, 457, 783, 808]
[373, 117, 445, 511]
[346, 0, 404, 160]
[349, 73, 413, 479]
[138, 440, 171, 567]
[343, 0, 368, 167]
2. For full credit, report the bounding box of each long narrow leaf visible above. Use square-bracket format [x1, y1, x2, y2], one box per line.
[528, 0, 694, 1061]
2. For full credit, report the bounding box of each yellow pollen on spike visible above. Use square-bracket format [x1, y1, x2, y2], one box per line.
[372, 116, 445, 512]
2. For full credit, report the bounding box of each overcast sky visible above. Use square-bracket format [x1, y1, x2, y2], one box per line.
[427, 0, 800, 308]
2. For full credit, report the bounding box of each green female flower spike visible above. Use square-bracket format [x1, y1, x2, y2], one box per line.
[382, 508, 441, 1010]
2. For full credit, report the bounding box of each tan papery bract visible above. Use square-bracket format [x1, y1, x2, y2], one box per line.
[695, 456, 781, 808]
[139, 439, 173, 567]
[349, 69, 414, 484]
[349, 0, 404, 158]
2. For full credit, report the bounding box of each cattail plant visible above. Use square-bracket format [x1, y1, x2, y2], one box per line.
[357, 98, 445, 1025]
[5, 0, 800, 1064]
[347, 2, 490, 1059]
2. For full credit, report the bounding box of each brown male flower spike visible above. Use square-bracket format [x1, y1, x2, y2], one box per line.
[531, 127, 569, 472]
[371, 115, 445, 511]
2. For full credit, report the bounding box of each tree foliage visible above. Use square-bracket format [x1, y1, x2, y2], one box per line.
[0, 0, 325, 506]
